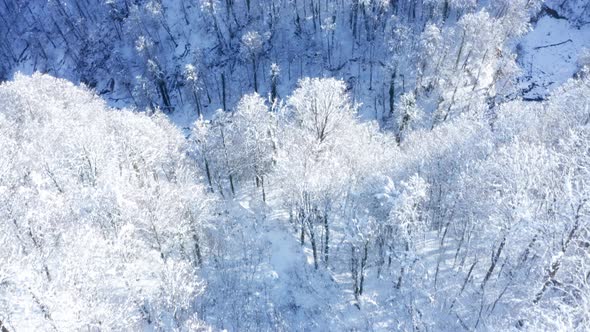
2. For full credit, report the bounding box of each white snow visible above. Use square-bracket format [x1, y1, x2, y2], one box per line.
[518, 15, 590, 100]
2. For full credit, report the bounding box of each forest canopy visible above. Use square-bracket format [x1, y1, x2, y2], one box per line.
[1, 0, 590, 331]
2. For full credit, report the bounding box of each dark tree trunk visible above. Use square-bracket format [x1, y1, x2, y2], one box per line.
[204, 157, 213, 192]
[221, 73, 227, 111]
[0, 320, 8, 332]
[389, 69, 396, 118]
[323, 213, 329, 266]
[308, 221, 318, 269]
[481, 237, 506, 289]
[252, 58, 258, 92]
[359, 241, 368, 295]
[157, 79, 172, 112]
[534, 204, 584, 303]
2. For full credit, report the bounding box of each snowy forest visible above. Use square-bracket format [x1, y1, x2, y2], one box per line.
[1, 0, 590, 330]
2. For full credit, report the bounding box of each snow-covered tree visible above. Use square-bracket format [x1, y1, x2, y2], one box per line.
[0, 74, 213, 330]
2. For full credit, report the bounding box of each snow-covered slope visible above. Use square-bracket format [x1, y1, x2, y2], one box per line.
[518, 6, 590, 100]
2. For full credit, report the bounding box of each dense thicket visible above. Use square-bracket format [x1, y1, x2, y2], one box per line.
[190, 69, 590, 331]
[1, 68, 589, 330]
[1, 0, 590, 331]
[0, 74, 212, 330]
[0, 0, 547, 123]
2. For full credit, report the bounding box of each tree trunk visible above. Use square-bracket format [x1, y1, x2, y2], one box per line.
[389, 69, 396, 118]
[221, 73, 227, 111]
[300, 210, 306, 245]
[481, 237, 506, 289]
[308, 221, 319, 269]
[351, 245, 359, 299]
[193, 234, 203, 265]
[359, 240, 368, 295]
[252, 58, 258, 92]
[323, 213, 329, 266]
[534, 203, 585, 303]
[157, 79, 172, 112]
[260, 175, 266, 202]
[229, 174, 235, 196]
[0, 320, 9, 332]
[204, 157, 213, 192]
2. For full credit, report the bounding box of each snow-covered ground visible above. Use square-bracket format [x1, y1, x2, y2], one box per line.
[518, 13, 590, 100]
